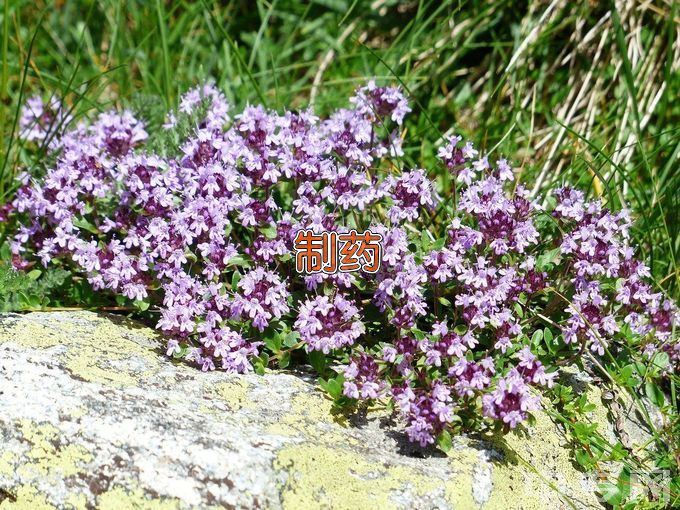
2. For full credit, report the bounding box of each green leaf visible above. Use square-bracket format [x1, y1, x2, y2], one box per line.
[645, 381, 665, 408]
[283, 331, 300, 348]
[602, 466, 631, 506]
[263, 330, 283, 352]
[598, 482, 623, 506]
[572, 421, 598, 441]
[536, 247, 561, 271]
[134, 300, 150, 312]
[172, 344, 188, 359]
[544, 328, 553, 344]
[531, 330, 543, 347]
[226, 255, 251, 268]
[231, 270, 242, 291]
[453, 324, 468, 335]
[651, 352, 670, 371]
[514, 302, 524, 319]
[431, 237, 446, 250]
[260, 224, 278, 239]
[420, 230, 431, 250]
[438, 296, 452, 306]
[72, 217, 99, 234]
[575, 448, 594, 469]
[436, 430, 452, 453]
[616, 364, 635, 387]
[323, 375, 345, 399]
[278, 351, 291, 369]
[253, 353, 269, 375]
[27, 269, 42, 281]
[308, 350, 326, 374]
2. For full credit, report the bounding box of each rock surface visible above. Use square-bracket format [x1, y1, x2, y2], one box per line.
[0, 311, 650, 509]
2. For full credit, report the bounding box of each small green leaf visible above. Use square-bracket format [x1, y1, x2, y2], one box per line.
[431, 237, 446, 250]
[253, 353, 269, 375]
[278, 351, 291, 369]
[616, 364, 635, 387]
[420, 230, 431, 250]
[226, 255, 251, 268]
[598, 482, 623, 506]
[308, 350, 326, 374]
[453, 324, 468, 335]
[436, 430, 452, 453]
[231, 271, 242, 291]
[172, 344, 188, 359]
[651, 352, 670, 371]
[645, 381, 665, 408]
[324, 375, 345, 399]
[514, 302, 524, 319]
[536, 247, 561, 271]
[72, 217, 99, 234]
[283, 331, 300, 348]
[438, 296, 452, 307]
[260, 224, 278, 239]
[134, 300, 150, 312]
[263, 330, 283, 352]
[27, 269, 42, 281]
[544, 328, 553, 344]
[575, 448, 594, 469]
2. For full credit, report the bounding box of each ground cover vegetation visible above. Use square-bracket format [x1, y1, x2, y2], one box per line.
[0, 1, 678, 507]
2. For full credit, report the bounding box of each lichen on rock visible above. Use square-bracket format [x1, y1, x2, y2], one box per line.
[0, 312, 648, 509]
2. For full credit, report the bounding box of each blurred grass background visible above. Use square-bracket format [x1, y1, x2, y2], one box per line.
[1, 0, 678, 297]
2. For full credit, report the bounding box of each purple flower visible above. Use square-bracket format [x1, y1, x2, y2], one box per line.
[482, 369, 540, 428]
[231, 267, 290, 331]
[387, 169, 438, 222]
[296, 294, 364, 353]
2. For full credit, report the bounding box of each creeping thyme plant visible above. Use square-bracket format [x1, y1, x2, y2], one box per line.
[4, 82, 678, 456]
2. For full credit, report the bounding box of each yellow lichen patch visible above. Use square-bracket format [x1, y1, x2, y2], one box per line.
[274, 444, 449, 510]
[210, 379, 253, 411]
[96, 486, 182, 510]
[0, 452, 16, 477]
[64, 493, 88, 510]
[265, 389, 359, 446]
[69, 407, 88, 420]
[441, 449, 479, 507]
[482, 411, 602, 510]
[290, 389, 335, 423]
[0, 312, 164, 388]
[0, 485, 57, 510]
[0, 321, 63, 349]
[13, 420, 92, 482]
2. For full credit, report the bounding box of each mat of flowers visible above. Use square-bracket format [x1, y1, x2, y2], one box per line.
[6, 82, 677, 447]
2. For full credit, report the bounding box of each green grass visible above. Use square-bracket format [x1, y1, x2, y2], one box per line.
[1, 0, 677, 296]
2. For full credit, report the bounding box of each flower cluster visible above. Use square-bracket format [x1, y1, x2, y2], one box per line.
[6, 81, 677, 447]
